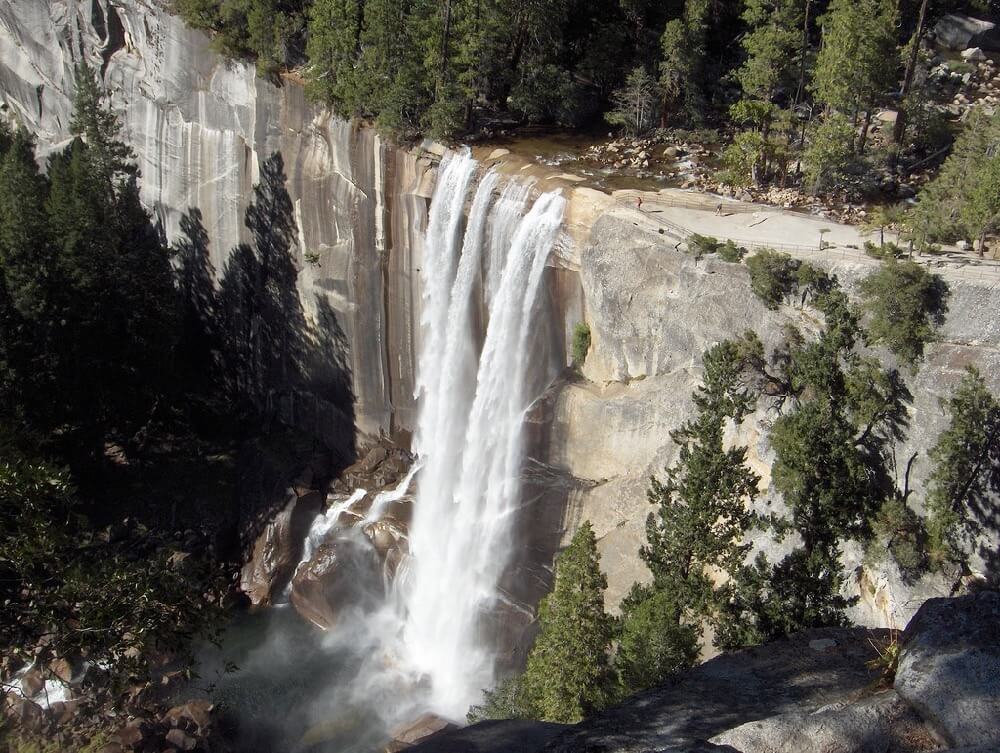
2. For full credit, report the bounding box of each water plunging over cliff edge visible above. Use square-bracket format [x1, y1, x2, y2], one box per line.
[399, 150, 566, 719]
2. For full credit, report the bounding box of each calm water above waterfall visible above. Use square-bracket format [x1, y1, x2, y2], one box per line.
[201, 149, 566, 751]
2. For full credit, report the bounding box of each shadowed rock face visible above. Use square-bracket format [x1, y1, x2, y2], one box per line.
[0, 0, 428, 443]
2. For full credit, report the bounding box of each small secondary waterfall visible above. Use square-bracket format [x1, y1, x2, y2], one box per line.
[401, 150, 567, 718]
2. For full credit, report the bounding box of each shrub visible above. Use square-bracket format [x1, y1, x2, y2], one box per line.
[467, 676, 531, 722]
[616, 586, 699, 695]
[687, 233, 720, 258]
[746, 249, 800, 309]
[859, 259, 949, 367]
[572, 322, 591, 366]
[717, 240, 747, 263]
[863, 241, 904, 260]
[869, 497, 927, 579]
[687, 234, 746, 262]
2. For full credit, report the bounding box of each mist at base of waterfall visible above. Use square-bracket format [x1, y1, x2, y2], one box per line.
[189, 607, 435, 753]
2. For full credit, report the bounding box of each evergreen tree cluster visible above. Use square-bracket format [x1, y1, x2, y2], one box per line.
[171, 0, 1000, 222]
[0, 65, 177, 458]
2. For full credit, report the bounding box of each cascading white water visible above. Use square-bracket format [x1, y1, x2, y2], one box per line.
[401, 150, 567, 718]
[485, 180, 533, 308]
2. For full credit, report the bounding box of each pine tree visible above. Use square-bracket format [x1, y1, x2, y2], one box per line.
[912, 108, 1000, 245]
[618, 335, 762, 692]
[606, 67, 661, 136]
[520, 521, 616, 723]
[812, 0, 898, 154]
[926, 367, 1000, 569]
[70, 62, 135, 186]
[659, 0, 709, 125]
[961, 153, 1000, 256]
[727, 0, 803, 184]
[304, 0, 365, 111]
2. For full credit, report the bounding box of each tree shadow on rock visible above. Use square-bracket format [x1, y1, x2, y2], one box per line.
[216, 152, 356, 461]
[173, 208, 220, 389]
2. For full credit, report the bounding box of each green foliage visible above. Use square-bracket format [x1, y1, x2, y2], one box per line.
[467, 676, 532, 723]
[620, 335, 762, 689]
[870, 496, 927, 578]
[606, 67, 661, 136]
[716, 547, 852, 649]
[0, 454, 224, 696]
[863, 241, 905, 260]
[736, 0, 802, 104]
[858, 259, 948, 367]
[961, 153, 1000, 251]
[716, 274, 914, 648]
[174, 0, 308, 76]
[617, 585, 699, 694]
[0, 66, 178, 449]
[745, 249, 799, 309]
[717, 240, 747, 263]
[659, 0, 710, 125]
[572, 322, 591, 366]
[803, 113, 858, 194]
[520, 522, 616, 723]
[687, 234, 746, 262]
[812, 0, 898, 143]
[925, 367, 1000, 569]
[913, 108, 1000, 244]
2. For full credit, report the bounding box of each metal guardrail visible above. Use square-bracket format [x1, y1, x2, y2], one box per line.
[618, 197, 1000, 286]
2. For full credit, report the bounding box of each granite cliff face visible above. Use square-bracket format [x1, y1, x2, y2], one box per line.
[0, 0, 428, 444]
[3, 0, 1000, 634]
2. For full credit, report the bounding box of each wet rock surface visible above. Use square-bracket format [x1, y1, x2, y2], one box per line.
[239, 488, 323, 608]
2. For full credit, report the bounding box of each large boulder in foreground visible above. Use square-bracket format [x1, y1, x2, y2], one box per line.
[709, 690, 934, 753]
[894, 591, 1000, 747]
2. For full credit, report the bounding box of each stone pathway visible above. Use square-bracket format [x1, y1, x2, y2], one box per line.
[612, 188, 1000, 288]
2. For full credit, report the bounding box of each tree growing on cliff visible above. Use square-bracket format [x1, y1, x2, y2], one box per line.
[520, 521, 616, 723]
[715, 285, 911, 648]
[926, 367, 1000, 570]
[618, 335, 763, 693]
[859, 259, 948, 368]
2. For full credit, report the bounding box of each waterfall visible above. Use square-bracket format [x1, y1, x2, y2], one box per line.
[401, 150, 567, 718]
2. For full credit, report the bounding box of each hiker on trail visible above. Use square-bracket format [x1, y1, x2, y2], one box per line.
[637, 196, 643, 210]
[715, 203, 722, 216]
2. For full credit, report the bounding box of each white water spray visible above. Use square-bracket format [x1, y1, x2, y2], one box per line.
[401, 151, 566, 718]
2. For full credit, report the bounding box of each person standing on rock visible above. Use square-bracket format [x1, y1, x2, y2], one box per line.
[637, 196, 643, 211]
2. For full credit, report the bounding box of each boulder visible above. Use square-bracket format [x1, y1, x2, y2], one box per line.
[962, 46, 987, 61]
[389, 712, 458, 748]
[239, 490, 323, 607]
[933, 14, 1000, 51]
[163, 699, 213, 735]
[290, 535, 381, 629]
[709, 691, 933, 753]
[19, 667, 44, 697]
[894, 591, 1000, 747]
[165, 728, 198, 751]
[3, 693, 43, 731]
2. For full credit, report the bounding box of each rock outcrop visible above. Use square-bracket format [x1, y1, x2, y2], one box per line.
[408, 593, 1000, 753]
[894, 591, 1000, 747]
[547, 211, 1000, 620]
